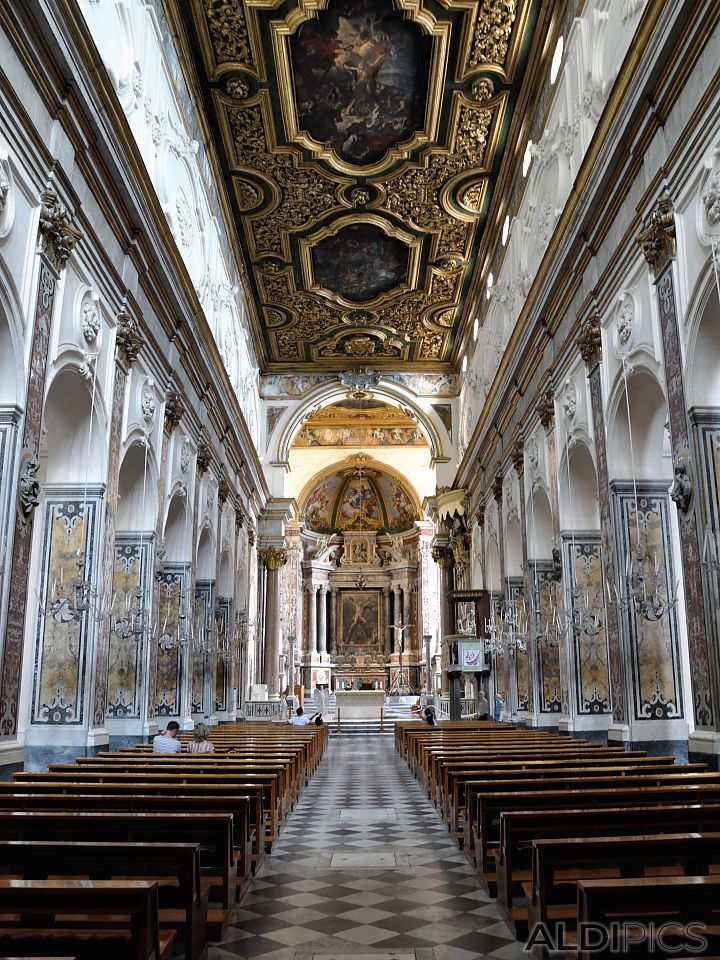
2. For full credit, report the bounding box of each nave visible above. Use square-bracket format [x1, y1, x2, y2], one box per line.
[210, 735, 521, 960]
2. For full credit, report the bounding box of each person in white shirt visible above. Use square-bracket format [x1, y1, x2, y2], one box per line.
[288, 707, 311, 726]
[153, 720, 182, 753]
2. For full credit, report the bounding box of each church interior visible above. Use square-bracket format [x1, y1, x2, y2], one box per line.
[1, 0, 720, 956]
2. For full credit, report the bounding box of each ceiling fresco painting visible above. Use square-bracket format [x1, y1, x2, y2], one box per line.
[290, 0, 432, 166]
[179, 0, 547, 371]
[300, 460, 419, 533]
[311, 223, 410, 303]
[292, 399, 429, 447]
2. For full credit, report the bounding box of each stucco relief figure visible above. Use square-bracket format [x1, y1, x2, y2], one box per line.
[18, 454, 41, 523]
[669, 460, 692, 512]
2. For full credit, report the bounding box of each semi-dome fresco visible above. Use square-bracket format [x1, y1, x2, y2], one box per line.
[301, 461, 419, 534]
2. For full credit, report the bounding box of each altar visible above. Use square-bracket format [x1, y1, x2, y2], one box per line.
[334, 690, 385, 720]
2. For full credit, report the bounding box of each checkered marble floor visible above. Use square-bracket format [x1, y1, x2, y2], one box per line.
[209, 736, 523, 960]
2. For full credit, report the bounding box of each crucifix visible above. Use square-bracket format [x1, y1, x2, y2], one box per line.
[388, 622, 413, 695]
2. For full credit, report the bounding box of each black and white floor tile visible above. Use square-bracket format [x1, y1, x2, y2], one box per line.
[209, 736, 523, 960]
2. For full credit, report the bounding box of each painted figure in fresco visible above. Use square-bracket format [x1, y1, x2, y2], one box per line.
[291, 0, 431, 165]
[304, 479, 332, 524]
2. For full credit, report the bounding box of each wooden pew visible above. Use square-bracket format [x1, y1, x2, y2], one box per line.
[0, 840, 208, 960]
[474, 783, 720, 888]
[526, 832, 720, 957]
[497, 803, 720, 937]
[461, 760, 705, 858]
[31, 765, 287, 837]
[2, 778, 268, 864]
[0, 878, 175, 960]
[0, 810, 237, 924]
[576, 876, 720, 959]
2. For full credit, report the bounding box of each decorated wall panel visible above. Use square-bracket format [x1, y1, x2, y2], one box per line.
[215, 596, 233, 712]
[192, 580, 215, 714]
[562, 537, 611, 716]
[155, 564, 189, 718]
[612, 483, 683, 722]
[530, 562, 561, 714]
[507, 577, 529, 711]
[31, 487, 103, 725]
[106, 536, 153, 719]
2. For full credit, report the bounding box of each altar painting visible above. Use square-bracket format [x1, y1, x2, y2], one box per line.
[339, 591, 382, 648]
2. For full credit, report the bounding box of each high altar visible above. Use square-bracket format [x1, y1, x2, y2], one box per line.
[291, 455, 435, 695]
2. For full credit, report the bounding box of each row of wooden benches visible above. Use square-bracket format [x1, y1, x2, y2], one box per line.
[396, 721, 720, 958]
[0, 722, 325, 959]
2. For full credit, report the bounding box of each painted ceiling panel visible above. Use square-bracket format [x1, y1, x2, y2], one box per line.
[174, 0, 546, 371]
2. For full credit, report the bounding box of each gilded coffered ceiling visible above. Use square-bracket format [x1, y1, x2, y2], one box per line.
[172, 0, 551, 371]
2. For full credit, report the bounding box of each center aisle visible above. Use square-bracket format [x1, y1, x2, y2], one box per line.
[210, 734, 524, 960]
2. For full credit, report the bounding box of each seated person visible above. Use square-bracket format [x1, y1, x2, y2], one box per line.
[288, 707, 311, 726]
[153, 720, 181, 753]
[187, 721, 214, 753]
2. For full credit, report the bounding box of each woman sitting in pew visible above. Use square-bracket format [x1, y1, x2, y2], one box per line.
[187, 722, 215, 754]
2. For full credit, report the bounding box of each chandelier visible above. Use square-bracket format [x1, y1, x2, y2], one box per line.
[484, 599, 528, 657]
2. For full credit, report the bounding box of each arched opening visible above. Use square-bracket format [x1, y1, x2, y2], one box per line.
[688, 289, 720, 407]
[485, 538, 501, 592]
[44, 369, 105, 485]
[164, 494, 190, 563]
[608, 369, 670, 481]
[505, 518, 523, 576]
[561, 442, 600, 530]
[117, 442, 158, 532]
[196, 528, 216, 580]
[528, 486, 554, 559]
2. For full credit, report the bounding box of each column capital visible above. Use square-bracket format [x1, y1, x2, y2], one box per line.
[318, 583, 329, 595]
[115, 311, 143, 368]
[259, 546, 288, 570]
[305, 581, 319, 594]
[637, 195, 676, 278]
[474, 504, 485, 527]
[492, 475, 503, 503]
[38, 188, 81, 272]
[164, 388, 185, 433]
[577, 314, 602, 368]
[218, 475, 231, 506]
[537, 388, 555, 432]
[196, 435, 213, 475]
[511, 441, 524, 475]
[431, 545, 454, 568]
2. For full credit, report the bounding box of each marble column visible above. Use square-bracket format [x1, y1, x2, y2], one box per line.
[392, 584, 402, 652]
[328, 588, 337, 655]
[92, 315, 143, 731]
[306, 583, 318, 656]
[578, 315, 627, 730]
[383, 586, 392, 656]
[260, 546, 287, 699]
[536, 392, 572, 727]
[432, 546, 455, 697]
[1, 190, 80, 741]
[637, 197, 718, 744]
[402, 585, 411, 635]
[513, 442, 535, 717]
[318, 584, 328, 655]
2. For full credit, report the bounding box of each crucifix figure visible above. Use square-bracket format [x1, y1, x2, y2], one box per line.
[389, 622, 413, 695]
